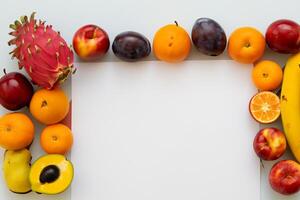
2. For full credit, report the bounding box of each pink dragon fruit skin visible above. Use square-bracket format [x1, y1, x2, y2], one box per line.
[8, 13, 74, 90]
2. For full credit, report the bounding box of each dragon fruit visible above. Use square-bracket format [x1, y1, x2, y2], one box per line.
[8, 13, 74, 89]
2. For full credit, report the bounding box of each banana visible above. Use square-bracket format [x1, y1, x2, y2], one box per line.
[281, 52, 300, 162]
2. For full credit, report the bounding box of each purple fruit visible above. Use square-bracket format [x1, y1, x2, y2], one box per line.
[112, 31, 151, 61]
[192, 18, 227, 56]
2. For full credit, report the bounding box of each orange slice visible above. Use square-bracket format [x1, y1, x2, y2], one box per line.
[249, 91, 280, 124]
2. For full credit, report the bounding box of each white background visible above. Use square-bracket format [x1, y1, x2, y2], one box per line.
[72, 61, 259, 200]
[0, 0, 299, 199]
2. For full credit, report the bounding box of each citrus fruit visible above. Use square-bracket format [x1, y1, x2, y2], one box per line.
[153, 21, 191, 62]
[0, 113, 34, 150]
[252, 60, 283, 91]
[249, 91, 280, 124]
[30, 88, 69, 125]
[40, 124, 73, 154]
[228, 27, 265, 64]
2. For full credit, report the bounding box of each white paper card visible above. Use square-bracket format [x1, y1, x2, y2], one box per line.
[72, 60, 259, 200]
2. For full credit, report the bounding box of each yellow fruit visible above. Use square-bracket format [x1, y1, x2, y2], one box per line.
[280, 52, 300, 162]
[29, 154, 74, 194]
[3, 149, 32, 193]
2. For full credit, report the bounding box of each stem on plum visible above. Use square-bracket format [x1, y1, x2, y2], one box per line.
[3, 68, 7, 75]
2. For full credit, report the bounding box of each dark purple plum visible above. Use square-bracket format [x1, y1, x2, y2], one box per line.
[192, 18, 227, 56]
[112, 31, 151, 61]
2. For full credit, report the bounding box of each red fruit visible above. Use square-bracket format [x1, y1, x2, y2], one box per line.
[253, 128, 286, 160]
[8, 12, 74, 89]
[269, 160, 300, 195]
[73, 24, 110, 60]
[0, 70, 33, 111]
[266, 19, 300, 54]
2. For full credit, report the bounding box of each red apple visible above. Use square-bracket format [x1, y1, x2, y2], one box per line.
[73, 24, 110, 60]
[0, 70, 33, 111]
[253, 128, 286, 160]
[266, 19, 300, 54]
[269, 160, 300, 195]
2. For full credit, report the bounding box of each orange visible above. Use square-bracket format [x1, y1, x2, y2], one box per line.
[252, 60, 283, 91]
[228, 27, 265, 64]
[40, 123, 73, 154]
[249, 91, 280, 124]
[30, 88, 69, 125]
[0, 113, 34, 150]
[153, 21, 191, 62]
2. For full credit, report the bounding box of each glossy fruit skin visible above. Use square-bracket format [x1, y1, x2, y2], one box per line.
[269, 160, 300, 195]
[252, 60, 283, 91]
[228, 27, 265, 64]
[253, 128, 286, 160]
[0, 72, 33, 111]
[39, 165, 60, 184]
[153, 23, 191, 62]
[30, 88, 69, 125]
[266, 19, 300, 54]
[192, 18, 227, 56]
[73, 24, 110, 59]
[112, 31, 151, 61]
[0, 113, 34, 150]
[280, 53, 300, 162]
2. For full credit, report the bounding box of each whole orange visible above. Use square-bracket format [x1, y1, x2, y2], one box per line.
[30, 88, 69, 125]
[0, 113, 34, 150]
[252, 60, 283, 91]
[40, 123, 73, 154]
[153, 22, 191, 62]
[228, 27, 265, 64]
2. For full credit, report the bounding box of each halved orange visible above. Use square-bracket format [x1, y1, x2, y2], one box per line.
[249, 91, 280, 124]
